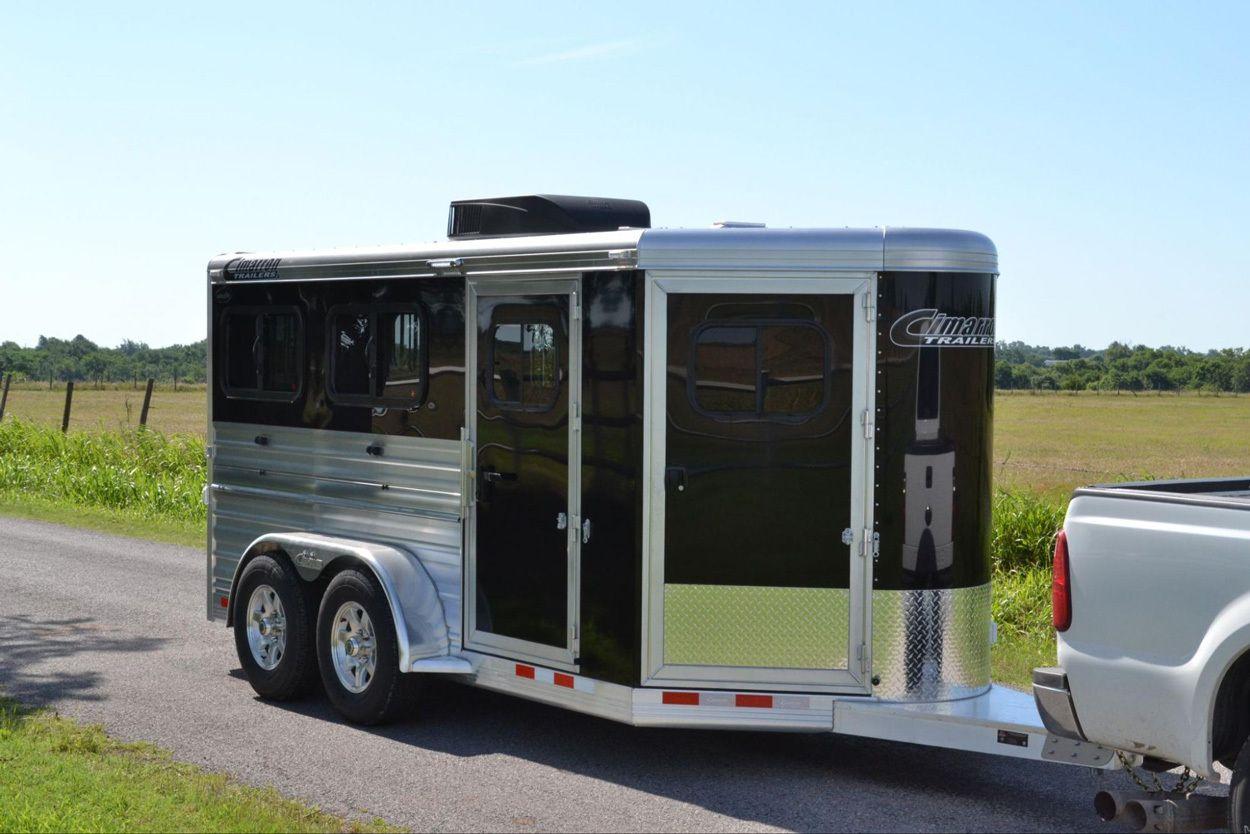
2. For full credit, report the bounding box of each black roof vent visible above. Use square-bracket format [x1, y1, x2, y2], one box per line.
[447, 194, 650, 240]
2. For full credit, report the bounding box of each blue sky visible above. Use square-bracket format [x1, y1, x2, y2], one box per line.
[2, 1, 1247, 350]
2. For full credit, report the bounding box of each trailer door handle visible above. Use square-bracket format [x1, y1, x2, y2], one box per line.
[664, 466, 687, 493]
[482, 470, 516, 484]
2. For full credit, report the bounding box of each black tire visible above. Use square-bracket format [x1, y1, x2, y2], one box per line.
[1230, 735, 1250, 832]
[233, 555, 319, 700]
[316, 568, 418, 725]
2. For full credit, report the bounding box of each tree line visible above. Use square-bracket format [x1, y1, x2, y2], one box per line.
[996, 341, 1250, 392]
[0, 336, 207, 386]
[1, 334, 1247, 393]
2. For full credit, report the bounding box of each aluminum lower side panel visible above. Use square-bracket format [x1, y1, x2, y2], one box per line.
[871, 584, 992, 702]
[208, 424, 464, 648]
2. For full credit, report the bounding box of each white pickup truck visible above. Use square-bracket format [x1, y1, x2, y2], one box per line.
[1034, 477, 1250, 832]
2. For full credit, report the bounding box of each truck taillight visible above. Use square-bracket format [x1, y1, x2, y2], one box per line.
[1052, 530, 1072, 632]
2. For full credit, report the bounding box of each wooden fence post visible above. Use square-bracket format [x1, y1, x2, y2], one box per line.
[139, 377, 155, 427]
[0, 373, 11, 422]
[62, 381, 74, 433]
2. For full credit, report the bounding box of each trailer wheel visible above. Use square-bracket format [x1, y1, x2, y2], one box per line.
[1230, 734, 1250, 832]
[233, 555, 319, 700]
[316, 569, 417, 725]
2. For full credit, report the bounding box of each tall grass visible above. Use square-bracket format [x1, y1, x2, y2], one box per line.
[0, 420, 205, 522]
[991, 489, 1063, 640]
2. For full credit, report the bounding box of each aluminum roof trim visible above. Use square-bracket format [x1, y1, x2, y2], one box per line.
[207, 229, 646, 281]
[207, 226, 998, 281]
[636, 227, 997, 273]
[883, 228, 998, 273]
[637, 227, 884, 271]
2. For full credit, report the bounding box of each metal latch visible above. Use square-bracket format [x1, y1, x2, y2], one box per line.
[861, 409, 873, 439]
[581, 518, 592, 544]
[841, 528, 855, 546]
[556, 512, 568, 531]
[861, 529, 880, 559]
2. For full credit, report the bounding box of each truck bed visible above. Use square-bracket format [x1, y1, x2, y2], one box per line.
[1078, 476, 1250, 504]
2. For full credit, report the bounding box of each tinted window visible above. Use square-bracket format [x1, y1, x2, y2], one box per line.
[329, 309, 373, 399]
[690, 321, 830, 422]
[326, 304, 426, 407]
[223, 311, 260, 391]
[221, 307, 303, 401]
[378, 311, 424, 403]
[491, 322, 559, 411]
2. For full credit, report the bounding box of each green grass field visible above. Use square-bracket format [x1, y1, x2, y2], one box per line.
[0, 697, 395, 833]
[0, 383, 207, 437]
[996, 390, 1250, 498]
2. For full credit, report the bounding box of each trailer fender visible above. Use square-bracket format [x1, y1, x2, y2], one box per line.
[227, 532, 450, 671]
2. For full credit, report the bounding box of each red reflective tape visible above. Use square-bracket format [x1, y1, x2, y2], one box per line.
[662, 691, 700, 706]
[515, 664, 535, 679]
[735, 694, 773, 709]
[219, 596, 229, 608]
[554, 673, 575, 689]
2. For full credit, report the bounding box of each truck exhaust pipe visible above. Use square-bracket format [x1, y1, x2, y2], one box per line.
[1094, 790, 1155, 823]
[1118, 793, 1226, 833]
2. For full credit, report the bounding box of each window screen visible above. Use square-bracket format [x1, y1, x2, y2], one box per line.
[220, 307, 303, 401]
[490, 322, 560, 411]
[326, 304, 426, 408]
[690, 320, 830, 422]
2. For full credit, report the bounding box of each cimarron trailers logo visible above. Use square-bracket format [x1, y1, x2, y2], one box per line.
[890, 309, 995, 348]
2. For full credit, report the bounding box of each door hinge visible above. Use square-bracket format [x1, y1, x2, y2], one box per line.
[863, 293, 876, 322]
[571, 291, 582, 322]
[570, 623, 579, 653]
[860, 528, 879, 559]
[861, 409, 874, 439]
[856, 642, 868, 675]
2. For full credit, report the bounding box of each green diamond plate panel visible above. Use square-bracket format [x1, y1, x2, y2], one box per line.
[663, 584, 849, 669]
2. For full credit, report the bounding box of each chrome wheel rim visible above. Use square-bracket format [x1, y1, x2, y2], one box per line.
[330, 601, 376, 694]
[245, 584, 287, 671]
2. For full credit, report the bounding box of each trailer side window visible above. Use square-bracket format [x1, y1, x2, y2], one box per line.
[327, 304, 427, 408]
[221, 307, 304, 401]
[490, 323, 560, 411]
[690, 320, 830, 422]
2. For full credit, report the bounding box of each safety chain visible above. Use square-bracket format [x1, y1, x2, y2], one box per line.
[1116, 751, 1204, 795]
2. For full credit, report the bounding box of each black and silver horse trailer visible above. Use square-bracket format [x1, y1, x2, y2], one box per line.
[206, 195, 1111, 768]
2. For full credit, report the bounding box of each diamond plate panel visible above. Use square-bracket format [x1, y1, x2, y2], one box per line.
[871, 584, 992, 702]
[663, 584, 850, 669]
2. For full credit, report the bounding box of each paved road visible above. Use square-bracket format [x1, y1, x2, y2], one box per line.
[0, 516, 1219, 832]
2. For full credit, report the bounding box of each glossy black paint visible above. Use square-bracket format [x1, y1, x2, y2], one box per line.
[873, 272, 996, 591]
[211, 278, 465, 439]
[664, 293, 855, 590]
[577, 271, 645, 685]
[474, 293, 571, 651]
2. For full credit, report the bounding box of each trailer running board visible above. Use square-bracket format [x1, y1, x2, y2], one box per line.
[832, 684, 1118, 768]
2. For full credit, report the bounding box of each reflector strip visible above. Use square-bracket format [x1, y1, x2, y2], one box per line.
[735, 694, 774, 709]
[219, 596, 229, 608]
[662, 691, 700, 706]
[512, 663, 595, 693]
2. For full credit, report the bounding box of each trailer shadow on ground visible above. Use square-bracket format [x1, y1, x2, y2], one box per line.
[255, 674, 1166, 833]
[0, 613, 167, 707]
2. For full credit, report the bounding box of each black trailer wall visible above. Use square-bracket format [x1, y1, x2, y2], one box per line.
[872, 272, 996, 592]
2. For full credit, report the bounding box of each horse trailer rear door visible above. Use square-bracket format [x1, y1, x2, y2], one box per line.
[643, 273, 874, 694]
